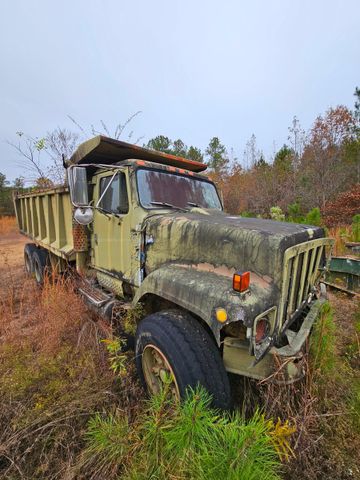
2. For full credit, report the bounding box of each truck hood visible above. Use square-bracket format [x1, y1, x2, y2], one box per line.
[144, 209, 325, 287]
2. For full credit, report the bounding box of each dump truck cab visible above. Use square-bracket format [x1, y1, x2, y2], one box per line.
[86, 158, 222, 290]
[14, 135, 334, 409]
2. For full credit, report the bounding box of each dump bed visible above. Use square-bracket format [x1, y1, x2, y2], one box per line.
[69, 135, 207, 172]
[14, 187, 76, 260]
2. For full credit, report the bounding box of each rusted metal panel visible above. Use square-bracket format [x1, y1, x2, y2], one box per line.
[72, 220, 88, 252]
[325, 256, 360, 294]
[69, 135, 207, 172]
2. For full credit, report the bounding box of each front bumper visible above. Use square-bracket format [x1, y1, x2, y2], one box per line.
[223, 294, 326, 383]
[272, 297, 325, 357]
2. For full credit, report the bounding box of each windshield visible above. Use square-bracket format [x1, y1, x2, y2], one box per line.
[137, 169, 222, 210]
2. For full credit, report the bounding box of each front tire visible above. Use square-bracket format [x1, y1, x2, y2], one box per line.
[135, 310, 232, 410]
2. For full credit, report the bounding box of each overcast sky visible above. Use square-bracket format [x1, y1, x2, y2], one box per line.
[0, 0, 359, 182]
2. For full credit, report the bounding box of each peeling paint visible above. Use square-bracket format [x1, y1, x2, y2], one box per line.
[173, 262, 272, 289]
[133, 210, 330, 352]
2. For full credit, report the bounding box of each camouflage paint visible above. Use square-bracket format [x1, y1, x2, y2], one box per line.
[134, 211, 326, 328]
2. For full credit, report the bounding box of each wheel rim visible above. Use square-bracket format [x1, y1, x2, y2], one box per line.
[141, 344, 180, 400]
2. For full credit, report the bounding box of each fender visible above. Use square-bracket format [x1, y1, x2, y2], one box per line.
[133, 264, 278, 344]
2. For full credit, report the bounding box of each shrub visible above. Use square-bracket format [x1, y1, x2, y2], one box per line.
[322, 184, 360, 227]
[75, 387, 283, 480]
[241, 211, 256, 218]
[304, 207, 322, 226]
[125, 387, 282, 480]
[287, 202, 305, 223]
[270, 206, 285, 222]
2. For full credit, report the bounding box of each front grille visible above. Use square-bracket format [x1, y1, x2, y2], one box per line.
[278, 238, 334, 328]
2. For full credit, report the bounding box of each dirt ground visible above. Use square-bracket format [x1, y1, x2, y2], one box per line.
[0, 230, 27, 306]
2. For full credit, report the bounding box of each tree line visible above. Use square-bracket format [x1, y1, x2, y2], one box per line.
[1, 89, 359, 224]
[143, 92, 359, 224]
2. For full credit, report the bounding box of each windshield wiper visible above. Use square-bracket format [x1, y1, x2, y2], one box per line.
[187, 202, 200, 207]
[150, 201, 188, 212]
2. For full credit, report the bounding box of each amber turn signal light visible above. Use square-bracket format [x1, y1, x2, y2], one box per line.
[233, 271, 250, 292]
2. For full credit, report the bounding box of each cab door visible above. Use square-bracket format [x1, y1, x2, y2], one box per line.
[91, 170, 133, 282]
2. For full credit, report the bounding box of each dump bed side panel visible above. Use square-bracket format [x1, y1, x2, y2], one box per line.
[14, 188, 76, 260]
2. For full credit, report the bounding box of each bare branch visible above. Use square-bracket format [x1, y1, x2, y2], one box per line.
[100, 120, 110, 137]
[115, 110, 142, 139]
[7, 139, 45, 178]
[133, 135, 145, 145]
[67, 115, 87, 135]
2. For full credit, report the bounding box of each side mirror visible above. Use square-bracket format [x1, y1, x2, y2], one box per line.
[74, 206, 94, 225]
[68, 166, 89, 206]
[68, 166, 93, 225]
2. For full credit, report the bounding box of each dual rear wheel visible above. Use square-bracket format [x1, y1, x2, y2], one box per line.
[24, 243, 50, 285]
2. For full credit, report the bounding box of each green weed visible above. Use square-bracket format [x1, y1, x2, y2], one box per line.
[352, 214, 360, 242]
[124, 386, 282, 480]
[125, 303, 145, 335]
[80, 387, 283, 479]
[102, 336, 128, 376]
[86, 413, 130, 457]
[310, 301, 336, 376]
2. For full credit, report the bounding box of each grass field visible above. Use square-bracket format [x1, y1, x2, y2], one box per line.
[0, 220, 359, 479]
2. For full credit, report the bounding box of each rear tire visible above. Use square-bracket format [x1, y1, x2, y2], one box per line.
[32, 248, 50, 285]
[24, 243, 37, 275]
[135, 310, 232, 410]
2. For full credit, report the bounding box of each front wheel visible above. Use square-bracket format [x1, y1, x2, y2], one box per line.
[135, 310, 232, 410]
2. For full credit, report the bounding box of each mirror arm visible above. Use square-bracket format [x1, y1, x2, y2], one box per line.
[62, 154, 68, 169]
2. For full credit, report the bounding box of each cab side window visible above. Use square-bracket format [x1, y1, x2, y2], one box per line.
[99, 172, 129, 214]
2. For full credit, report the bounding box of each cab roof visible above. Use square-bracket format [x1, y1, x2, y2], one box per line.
[69, 135, 207, 173]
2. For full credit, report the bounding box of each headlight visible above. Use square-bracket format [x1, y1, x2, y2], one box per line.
[252, 307, 277, 361]
[255, 317, 271, 343]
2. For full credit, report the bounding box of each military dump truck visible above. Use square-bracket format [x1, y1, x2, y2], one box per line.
[14, 136, 334, 409]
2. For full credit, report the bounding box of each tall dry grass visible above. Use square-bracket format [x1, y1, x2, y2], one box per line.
[0, 215, 17, 236]
[0, 247, 358, 479]
[0, 269, 141, 479]
[0, 268, 284, 480]
[328, 225, 354, 256]
[253, 299, 360, 480]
